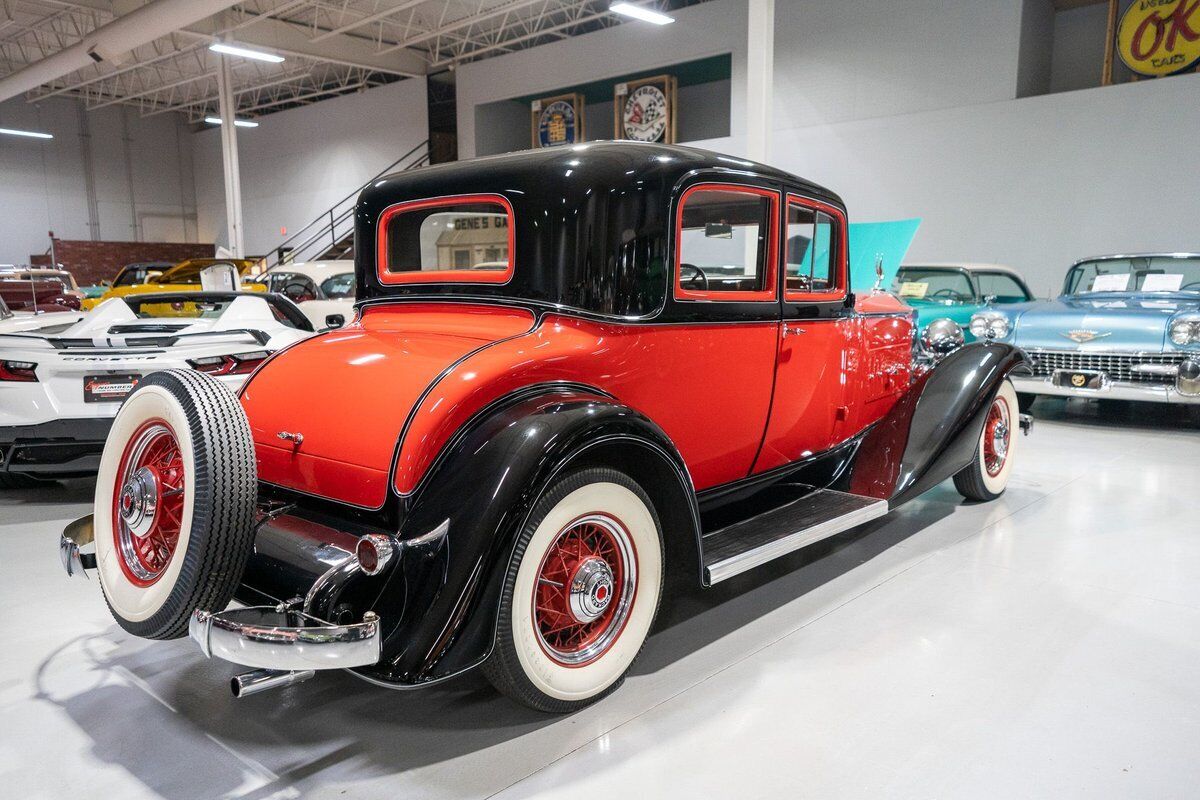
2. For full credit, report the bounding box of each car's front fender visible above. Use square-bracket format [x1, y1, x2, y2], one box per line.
[846, 342, 1031, 506]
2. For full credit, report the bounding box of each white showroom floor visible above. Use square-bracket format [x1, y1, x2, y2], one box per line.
[3, 398, 1199, 799]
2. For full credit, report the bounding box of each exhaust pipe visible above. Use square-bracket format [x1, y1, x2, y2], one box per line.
[230, 668, 315, 698]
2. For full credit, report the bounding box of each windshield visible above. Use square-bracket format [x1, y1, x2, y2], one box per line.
[1064, 256, 1200, 295]
[320, 273, 355, 299]
[894, 268, 976, 303]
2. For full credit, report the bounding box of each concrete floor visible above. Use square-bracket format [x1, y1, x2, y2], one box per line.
[3, 398, 1199, 799]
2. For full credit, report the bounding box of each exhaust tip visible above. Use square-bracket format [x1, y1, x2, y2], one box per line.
[230, 668, 315, 698]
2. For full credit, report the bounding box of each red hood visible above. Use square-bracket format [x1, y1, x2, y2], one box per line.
[241, 302, 535, 508]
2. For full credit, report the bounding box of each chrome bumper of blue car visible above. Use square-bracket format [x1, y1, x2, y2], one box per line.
[189, 605, 382, 672]
[1011, 375, 1200, 404]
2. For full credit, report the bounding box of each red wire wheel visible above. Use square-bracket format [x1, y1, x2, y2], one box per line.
[532, 513, 638, 666]
[111, 419, 186, 587]
[982, 394, 1012, 478]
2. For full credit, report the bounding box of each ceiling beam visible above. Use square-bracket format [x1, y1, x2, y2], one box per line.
[182, 13, 427, 77]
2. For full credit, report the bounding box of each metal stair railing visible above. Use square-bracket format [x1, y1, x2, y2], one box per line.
[263, 140, 430, 271]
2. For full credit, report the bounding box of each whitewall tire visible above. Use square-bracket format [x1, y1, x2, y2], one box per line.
[94, 369, 257, 639]
[485, 467, 664, 712]
[953, 379, 1019, 502]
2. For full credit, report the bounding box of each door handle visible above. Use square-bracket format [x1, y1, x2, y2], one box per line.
[782, 324, 805, 337]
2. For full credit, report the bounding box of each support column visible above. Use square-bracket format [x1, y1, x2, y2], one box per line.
[746, 0, 775, 164]
[215, 52, 244, 257]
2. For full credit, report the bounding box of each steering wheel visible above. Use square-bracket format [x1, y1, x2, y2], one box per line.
[281, 281, 315, 303]
[930, 288, 965, 301]
[680, 263, 708, 291]
[1181, 280, 1200, 291]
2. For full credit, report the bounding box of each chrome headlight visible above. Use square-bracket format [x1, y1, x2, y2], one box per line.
[1168, 315, 1200, 346]
[969, 311, 1011, 340]
[921, 318, 965, 356]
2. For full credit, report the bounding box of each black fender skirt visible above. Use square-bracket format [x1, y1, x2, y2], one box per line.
[844, 342, 1030, 506]
[356, 385, 696, 687]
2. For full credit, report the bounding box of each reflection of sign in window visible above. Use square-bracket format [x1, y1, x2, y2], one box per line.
[378, 194, 515, 285]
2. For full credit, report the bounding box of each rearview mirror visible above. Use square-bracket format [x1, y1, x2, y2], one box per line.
[705, 222, 733, 239]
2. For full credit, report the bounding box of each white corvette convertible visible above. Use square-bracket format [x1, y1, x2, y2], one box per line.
[0, 291, 313, 487]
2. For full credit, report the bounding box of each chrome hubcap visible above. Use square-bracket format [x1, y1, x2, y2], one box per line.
[991, 422, 1009, 460]
[119, 466, 159, 538]
[568, 557, 615, 622]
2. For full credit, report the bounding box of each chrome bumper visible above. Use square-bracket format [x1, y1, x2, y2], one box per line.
[60, 515, 95, 577]
[189, 605, 382, 671]
[1012, 375, 1200, 404]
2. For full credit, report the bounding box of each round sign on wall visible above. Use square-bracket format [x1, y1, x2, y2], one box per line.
[1116, 0, 1200, 77]
[621, 84, 669, 142]
[537, 100, 578, 148]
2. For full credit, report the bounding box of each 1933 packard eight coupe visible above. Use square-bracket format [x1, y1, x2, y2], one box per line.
[60, 143, 1031, 712]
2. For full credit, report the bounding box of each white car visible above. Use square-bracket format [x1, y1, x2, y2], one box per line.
[249, 260, 355, 329]
[0, 291, 313, 486]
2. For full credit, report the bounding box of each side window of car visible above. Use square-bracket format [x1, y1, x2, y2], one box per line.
[378, 194, 514, 285]
[675, 184, 778, 302]
[785, 196, 844, 301]
[976, 272, 1031, 303]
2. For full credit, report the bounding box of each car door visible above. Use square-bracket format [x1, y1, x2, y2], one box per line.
[658, 180, 782, 488]
[753, 193, 853, 473]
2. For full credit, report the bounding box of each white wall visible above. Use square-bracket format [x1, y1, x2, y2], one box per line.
[456, 0, 748, 159]
[769, 73, 1200, 297]
[194, 77, 427, 255]
[0, 95, 197, 263]
[454, 0, 1198, 297]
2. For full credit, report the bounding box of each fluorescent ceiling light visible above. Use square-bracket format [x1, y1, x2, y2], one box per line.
[0, 127, 53, 139]
[610, 2, 675, 25]
[204, 116, 259, 128]
[208, 42, 285, 63]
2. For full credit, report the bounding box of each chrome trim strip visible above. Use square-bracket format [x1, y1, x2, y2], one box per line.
[189, 606, 381, 671]
[1011, 375, 1200, 404]
[704, 499, 889, 584]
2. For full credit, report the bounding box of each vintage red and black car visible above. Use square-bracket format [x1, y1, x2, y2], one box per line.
[61, 143, 1031, 711]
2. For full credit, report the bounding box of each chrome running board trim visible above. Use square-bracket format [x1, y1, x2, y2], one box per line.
[703, 490, 889, 584]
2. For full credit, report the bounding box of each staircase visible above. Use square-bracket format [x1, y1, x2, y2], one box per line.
[262, 140, 430, 271]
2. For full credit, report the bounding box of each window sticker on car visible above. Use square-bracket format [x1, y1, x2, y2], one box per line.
[899, 281, 928, 298]
[1142, 273, 1183, 292]
[1090, 273, 1130, 292]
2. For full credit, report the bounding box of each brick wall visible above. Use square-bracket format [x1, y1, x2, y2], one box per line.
[30, 239, 215, 287]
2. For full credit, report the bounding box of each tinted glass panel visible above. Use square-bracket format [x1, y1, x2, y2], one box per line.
[894, 268, 975, 302]
[678, 189, 771, 294]
[384, 202, 511, 276]
[976, 272, 1030, 303]
[786, 206, 835, 295]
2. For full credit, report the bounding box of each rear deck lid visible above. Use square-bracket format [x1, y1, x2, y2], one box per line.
[241, 302, 535, 508]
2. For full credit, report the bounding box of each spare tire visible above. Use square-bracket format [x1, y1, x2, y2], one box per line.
[94, 369, 257, 640]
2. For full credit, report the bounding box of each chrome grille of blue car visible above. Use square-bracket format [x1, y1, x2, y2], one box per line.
[1025, 349, 1189, 385]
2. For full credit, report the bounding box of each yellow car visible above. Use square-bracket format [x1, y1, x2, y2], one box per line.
[83, 258, 262, 310]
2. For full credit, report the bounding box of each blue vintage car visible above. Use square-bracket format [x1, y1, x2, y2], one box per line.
[969, 253, 1200, 407]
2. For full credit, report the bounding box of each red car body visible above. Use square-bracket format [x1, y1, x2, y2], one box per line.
[65, 143, 1028, 710]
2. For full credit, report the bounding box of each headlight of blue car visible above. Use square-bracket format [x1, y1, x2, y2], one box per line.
[969, 311, 1011, 340]
[1169, 315, 1200, 346]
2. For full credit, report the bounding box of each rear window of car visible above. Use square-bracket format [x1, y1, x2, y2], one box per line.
[321, 273, 355, 298]
[377, 195, 514, 285]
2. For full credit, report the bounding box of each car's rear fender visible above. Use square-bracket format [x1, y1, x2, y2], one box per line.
[357, 383, 699, 687]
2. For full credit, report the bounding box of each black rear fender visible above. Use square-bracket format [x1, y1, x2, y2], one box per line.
[360, 386, 698, 686]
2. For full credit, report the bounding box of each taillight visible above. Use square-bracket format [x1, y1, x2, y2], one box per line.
[187, 350, 269, 376]
[0, 360, 37, 382]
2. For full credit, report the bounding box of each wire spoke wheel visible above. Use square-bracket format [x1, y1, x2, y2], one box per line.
[533, 514, 637, 666]
[112, 420, 186, 586]
[982, 394, 1011, 478]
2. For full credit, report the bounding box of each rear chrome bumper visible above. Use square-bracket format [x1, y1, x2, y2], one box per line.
[1011, 375, 1200, 404]
[189, 605, 382, 671]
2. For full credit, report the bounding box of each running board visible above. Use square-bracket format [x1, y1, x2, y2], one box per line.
[702, 489, 889, 584]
